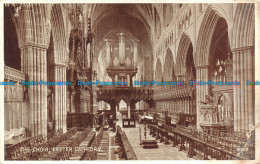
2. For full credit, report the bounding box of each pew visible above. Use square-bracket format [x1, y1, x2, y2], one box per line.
[115, 126, 138, 160]
[42, 127, 94, 160]
[7, 128, 78, 160]
[5, 134, 45, 160]
[69, 130, 96, 160]
[82, 126, 105, 160]
[151, 124, 253, 160]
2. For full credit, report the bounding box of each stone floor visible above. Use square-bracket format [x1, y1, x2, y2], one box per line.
[108, 130, 119, 160]
[114, 115, 193, 160]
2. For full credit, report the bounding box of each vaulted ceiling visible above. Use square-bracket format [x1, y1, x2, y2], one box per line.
[81, 4, 160, 79]
[87, 4, 155, 30]
[86, 4, 158, 44]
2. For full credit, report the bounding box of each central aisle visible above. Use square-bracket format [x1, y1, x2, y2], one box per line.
[116, 116, 192, 160]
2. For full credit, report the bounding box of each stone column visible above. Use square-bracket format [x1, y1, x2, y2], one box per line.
[247, 47, 254, 129]
[53, 64, 67, 132]
[20, 44, 48, 137]
[62, 65, 67, 133]
[195, 65, 209, 130]
[127, 105, 131, 119]
[127, 74, 130, 87]
[232, 46, 254, 131]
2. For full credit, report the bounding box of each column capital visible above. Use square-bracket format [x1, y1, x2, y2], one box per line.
[104, 39, 112, 42]
[195, 65, 210, 69]
[53, 63, 67, 68]
[231, 46, 254, 53]
[20, 42, 49, 50]
[117, 32, 125, 36]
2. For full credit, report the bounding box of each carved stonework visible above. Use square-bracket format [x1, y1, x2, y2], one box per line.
[4, 66, 26, 82]
[4, 66, 27, 102]
[199, 105, 217, 124]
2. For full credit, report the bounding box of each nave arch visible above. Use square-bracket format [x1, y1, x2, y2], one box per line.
[175, 33, 194, 80]
[4, 4, 69, 136]
[154, 58, 163, 82]
[163, 48, 175, 81]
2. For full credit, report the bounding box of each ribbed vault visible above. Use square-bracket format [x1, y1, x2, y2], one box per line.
[85, 4, 157, 81]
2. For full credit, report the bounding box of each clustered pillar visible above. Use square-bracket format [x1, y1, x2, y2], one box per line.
[21, 44, 48, 137]
[195, 65, 209, 130]
[127, 105, 131, 118]
[53, 64, 67, 133]
[232, 46, 254, 132]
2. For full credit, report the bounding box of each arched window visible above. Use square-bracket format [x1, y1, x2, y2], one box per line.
[185, 44, 196, 82]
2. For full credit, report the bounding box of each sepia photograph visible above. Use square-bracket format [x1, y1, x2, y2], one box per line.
[1, 2, 259, 162]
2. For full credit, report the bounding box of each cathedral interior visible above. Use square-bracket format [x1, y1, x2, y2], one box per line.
[3, 3, 256, 160]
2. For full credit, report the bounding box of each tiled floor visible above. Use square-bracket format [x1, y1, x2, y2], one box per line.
[116, 117, 193, 160]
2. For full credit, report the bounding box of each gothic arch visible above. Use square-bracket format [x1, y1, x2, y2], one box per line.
[49, 4, 68, 133]
[5, 7, 20, 45]
[154, 58, 162, 82]
[195, 5, 230, 66]
[18, 5, 52, 48]
[163, 49, 174, 81]
[208, 18, 232, 83]
[185, 44, 196, 82]
[50, 4, 68, 64]
[231, 4, 255, 132]
[232, 4, 254, 48]
[175, 33, 193, 78]
[4, 7, 21, 70]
